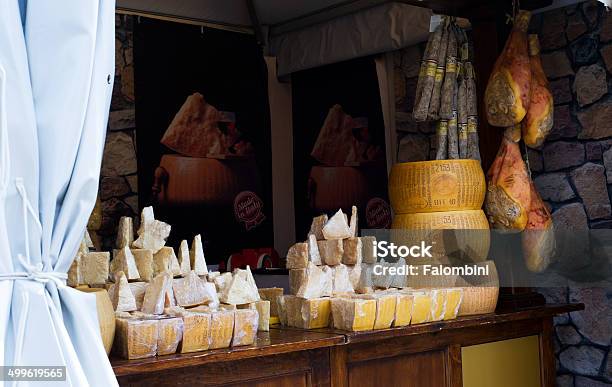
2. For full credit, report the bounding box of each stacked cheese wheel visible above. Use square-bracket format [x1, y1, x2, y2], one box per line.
[388, 159, 490, 263]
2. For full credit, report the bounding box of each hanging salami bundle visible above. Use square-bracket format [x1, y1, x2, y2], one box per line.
[484, 10, 532, 127]
[413, 22, 445, 121]
[427, 18, 450, 120]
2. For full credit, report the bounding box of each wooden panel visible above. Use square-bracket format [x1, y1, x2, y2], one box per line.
[461, 336, 541, 387]
[539, 318, 556, 387]
[348, 351, 446, 387]
[226, 372, 308, 387]
[446, 344, 463, 387]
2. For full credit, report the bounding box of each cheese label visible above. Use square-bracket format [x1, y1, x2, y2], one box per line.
[437, 121, 448, 135]
[467, 117, 478, 133]
[434, 67, 445, 82]
[445, 57, 457, 74]
[425, 61, 437, 77]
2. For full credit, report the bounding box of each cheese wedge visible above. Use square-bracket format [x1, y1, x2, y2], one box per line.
[323, 209, 352, 239]
[157, 317, 183, 355]
[116, 216, 134, 249]
[355, 293, 396, 330]
[232, 309, 259, 346]
[393, 292, 414, 327]
[409, 290, 434, 324]
[179, 310, 212, 353]
[213, 272, 233, 294]
[286, 242, 309, 269]
[305, 234, 322, 265]
[348, 205, 358, 237]
[113, 318, 159, 359]
[258, 287, 283, 317]
[67, 253, 82, 287]
[155, 246, 181, 277]
[301, 297, 331, 329]
[342, 237, 362, 265]
[355, 263, 374, 294]
[84, 229, 95, 249]
[210, 310, 235, 349]
[110, 271, 137, 312]
[443, 288, 464, 320]
[178, 240, 191, 275]
[173, 270, 211, 307]
[239, 300, 270, 331]
[361, 236, 377, 264]
[207, 271, 221, 281]
[132, 207, 171, 254]
[132, 249, 154, 281]
[113, 246, 140, 280]
[190, 234, 208, 275]
[289, 269, 306, 295]
[331, 264, 353, 295]
[203, 281, 220, 309]
[128, 282, 148, 310]
[141, 272, 172, 314]
[308, 214, 328, 240]
[372, 260, 392, 289]
[431, 289, 447, 322]
[317, 239, 343, 266]
[331, 297, 376, 332]
[220, 266, 260, 305]
[296, 262, 332, 299]
[389, 258, 407, 288]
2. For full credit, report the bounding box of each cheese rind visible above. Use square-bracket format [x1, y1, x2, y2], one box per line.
[348, 205, 358, 237]
[355, 294, 396, 329]
[190, 234, 208, 275]
[232, 309, 259, 346]
[157, 317, 183, 355]
[113, 318, 159, 359]
[179, 310, 211, 353]
[361, 236, 377, 264]
[323, 209, 352, 239]
[431, 289, 447, 322]
[178, 240, 191, 275]
[409, 290, 434, 324]
[331, 297, 376, 331]
[258, 288, 283, 317]
[342, 237, 362, 265]
[443, 288, 463, 320]
[141, 272, 172, 314]
[132, 249, 154, 282]
[239, 300, 270, 331]
[155, 246, 181, 276]
[331, 264, 354, 295]
[308, 214, 328, 240]
[173, 270, 211, 307]
[286, 242, 309, 269]
[210, 310, 235, 349]
[393, 293, 414, 327]
[113, 246, 140, 280]
[116, 216, 134, 249]
[317, 239, 343, 266]
[296, 262, 332, 299]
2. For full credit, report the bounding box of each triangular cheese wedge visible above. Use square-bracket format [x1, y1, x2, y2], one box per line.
[111, 271, 137, 312]
[133, 206, 171, 253]
[113, 246, 140, 280]
[213, 272, 233, 294]
[178, 240, 191, 275]
[116, 216, 134, 249]
[84, 230, 94, 249]
[296, 262, 332, 299]
[67, 253, 82, 287]
[203, 281, 220, 309]
[331, 264, 354, 295]
[245, 266, 261, 301]
[190, 234, 208, 275]
[322, 209, 351, 240]
[173, 271, 210, 307]
[154, 246, 180, 276]
[220, 267, 259, 305]
[131, 249, 154, 282]
[349, 205, 358, 237]
[308, 214, 328, 240]
[141, 272, 172, 314]
[308, 234, 322, 265]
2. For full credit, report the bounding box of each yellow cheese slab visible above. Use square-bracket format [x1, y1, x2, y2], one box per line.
[354, 294, 396, 330]
[232, 309, 258, 347]
[331, 297, 376, 332]
[157, 317, 183, 355]
[443, 288, 464, 320]
[210, 310, 234, 349]
[302, 298, 331, 329]
[431, 289, 447, 322]
[179, 312, 211, 353]
[410, 291, 433, 325]
[393, 293, 414, 327]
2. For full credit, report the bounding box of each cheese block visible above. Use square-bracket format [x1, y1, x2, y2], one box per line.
[281, 296, 331, 329]
[113, 318, 159, 359]
[409, 290, 434, 324]
[132, 249, 154, 282]
[276, 295, 289, 326]
[213, 271, 233, 294]
[258, 288, 284, 317]
[210, 310, 235, 349]
[347, 264, 362, 290]
[393, 292, 414, 327]
[173, 270, 211, 307]
[443, 288, 463, 320]
[355, 293, 396, 330]
[190, 234, 208, 275]
[152, 247, 173, 277]
[133, 207, 171, 254]
[331, 264, 354, 295]
[286, 242, 308, 269]
[178, 240, 191, 275]
[322, 209, 352, 239]
[289, 269, 306, 295]
[317, 239, 343, 266]
[165, 281, 177, 308]
[308, 214, 328, 240]
[116, 216, 134, 249]
[113, 246, 140, 280]
[110, 272, 137, 312]
[342, 237, 362, 265]
[431, 289, 447, 321]
[307, 234, 322, 265]
[207, 271, 221, 281]
[178, 310, 212, 353]
[331, 297, 376, 332]
[389, 258, 407, 288]
[348, 205, 358, 237]
[371, 260, 393, 289]
[296, 262, 332, 299]
[232, 309, 259, 346]
[281, 295, 301, 327]
[239, 300, 270, 331]
[141, 272, 172, 314]
[157, 317, 183, 355]
[128, 282, 148, 310]
[67, 253, 82, 287]
[361, 236, 377, 264]
[220, 266, 260, 305]
[355, 263, 374, 294]
[203, 281, 220, 309]
[155, 246, 181, 277]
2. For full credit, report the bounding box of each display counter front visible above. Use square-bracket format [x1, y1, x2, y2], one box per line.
[112, 304, 581, 387]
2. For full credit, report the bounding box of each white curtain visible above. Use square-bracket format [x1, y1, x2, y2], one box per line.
[0, 0, 117, 386]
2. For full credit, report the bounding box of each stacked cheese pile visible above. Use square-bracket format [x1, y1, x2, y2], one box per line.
[68, 206, 270, 360]
[278, 208, 465, 332]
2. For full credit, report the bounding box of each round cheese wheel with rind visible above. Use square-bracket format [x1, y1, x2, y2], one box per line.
[389, 160, 486, 214]
[391, 210, 490, 263]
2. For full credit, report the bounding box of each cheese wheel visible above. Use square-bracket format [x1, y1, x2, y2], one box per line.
[389, 160, 485, 214]
[391, 210, 490, 263]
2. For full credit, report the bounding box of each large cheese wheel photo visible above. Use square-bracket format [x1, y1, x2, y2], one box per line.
[389, 159, 485, 214]
[391, 209, 490, 263]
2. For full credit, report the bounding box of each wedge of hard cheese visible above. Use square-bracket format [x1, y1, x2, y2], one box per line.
[128, 282, 148, 310]
[113, 318, 159, 359]
[258, 288, 283, 317]
[308, 214, 328, 240]
[157, 317, 183, 355]
[239, 300, 270, 331]
[220, 266, 260, 305]
[393, 292, 414, 327]
[112, 246, 140, 280]
[408, 290, 434, 324]
[317, 239, 343, 266]
[155, 246, 181, 277]
[81, 252, 110, 285]
[286, 242, 308, 269]
[132, 207, 171, 253]
[178, 240, 191, 275]
[296, 262, 332, 299]
[210, 310, 235, 349]
[307, 234, 322, 265]
[289, 269, 306, 295]
[132, 249, 154, 282]
[355, 293, 396, 330]
[141, 272, 172, 314]
[322, 209, 352, 239]
[331, 264, 354, 295]
[232, 309, 258, 346]
[443, 288, 463, 320]
[331, 297, 376, 332]
[173, 270, 211, 307]
[116, 216, 134, 249]
[281, 296, 331, 329]
[190, 234, 208, 275]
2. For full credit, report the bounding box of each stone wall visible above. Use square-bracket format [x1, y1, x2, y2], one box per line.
[530, 2, 611, 386]
[96, 14, 138, 251]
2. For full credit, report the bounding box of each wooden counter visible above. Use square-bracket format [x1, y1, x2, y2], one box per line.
[112, 304, 582, 387]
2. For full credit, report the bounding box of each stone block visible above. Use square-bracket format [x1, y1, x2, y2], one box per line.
[570, 163, 611, 220]
[534, 172, 576, 202]
[543, 142, 585, 171]
[559, 346, 606, 376]
[578, 100, 612, 139]
[574, 64, 608, 107]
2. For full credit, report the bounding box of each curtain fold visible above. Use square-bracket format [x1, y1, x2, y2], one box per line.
[0, 0, 117, 385]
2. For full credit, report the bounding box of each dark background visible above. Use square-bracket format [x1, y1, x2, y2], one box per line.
[133, 18, 273, 264]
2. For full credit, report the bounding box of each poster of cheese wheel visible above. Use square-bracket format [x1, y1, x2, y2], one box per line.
[292, 56, 392, 238]
[133, 19, 274, 264]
